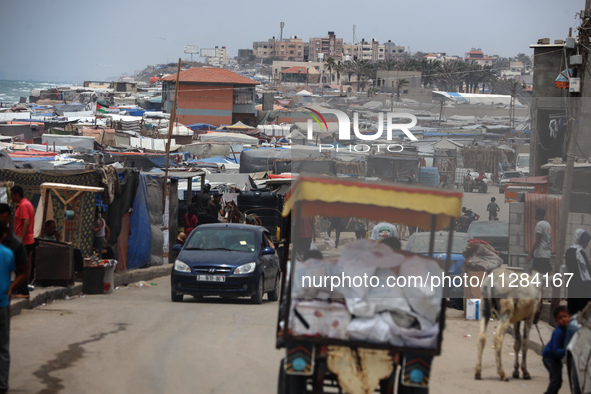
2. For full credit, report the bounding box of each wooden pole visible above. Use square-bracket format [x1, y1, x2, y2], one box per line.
[163, 58, 181, 215]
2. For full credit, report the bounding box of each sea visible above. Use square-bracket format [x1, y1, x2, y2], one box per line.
[0, 80, 75, 106]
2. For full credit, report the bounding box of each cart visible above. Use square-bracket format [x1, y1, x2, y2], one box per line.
[276, 175, 463, 394]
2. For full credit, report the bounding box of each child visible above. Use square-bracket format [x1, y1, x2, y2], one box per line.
[542, 305, 570, 394]
[487, 197, 500, 220]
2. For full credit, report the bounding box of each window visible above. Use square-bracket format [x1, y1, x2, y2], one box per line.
[233, 87, 253, 105]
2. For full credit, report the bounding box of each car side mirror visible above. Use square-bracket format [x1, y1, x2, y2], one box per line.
[262, 247, 275, 255]
[173, 244, 182, 252]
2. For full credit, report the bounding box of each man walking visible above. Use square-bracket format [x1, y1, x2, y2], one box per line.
[10, 186, 34, 298]
[527, 207, 553, 274]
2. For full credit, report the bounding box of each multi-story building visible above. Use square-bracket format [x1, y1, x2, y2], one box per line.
[272, 36, 305, 61]
[205, 46, 228, 67]
[465, 48, 492, 66]
[343, 39, 385, 62]
[383, 40, 406, 61]
[308, 31, 344, 61]
[253, 39, 275, 58]
[161, 67, 259, 126]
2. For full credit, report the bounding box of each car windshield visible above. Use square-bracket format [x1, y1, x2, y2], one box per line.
[407, 234, 469, 254]
[468, 222, 509, 236]
[185, 228, 256, 252]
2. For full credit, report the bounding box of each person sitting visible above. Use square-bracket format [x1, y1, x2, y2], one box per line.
[184, 204, 198, 236]
[42, 220, 61, 241]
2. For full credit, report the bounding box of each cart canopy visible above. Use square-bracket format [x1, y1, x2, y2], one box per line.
[283, 175, 462, 230]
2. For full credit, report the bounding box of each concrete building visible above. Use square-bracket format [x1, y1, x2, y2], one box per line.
[464, 48, 492, 66]
[529, 38, 576, 176]
[272, 36, 305, 61]
[271, 61, 324, 84]
[237, 49, 254, 60]
[375, 71, 422, 92]
[253, 39, 275, 58]
[383, 40, 406, 61]
[308, 31, 344, 62]
[161, 67, 259, 126]
[205, 46, 228, 67]
[343, 39, 386, 62]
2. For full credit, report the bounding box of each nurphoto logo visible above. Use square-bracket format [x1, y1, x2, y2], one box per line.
[303, 108, 418, 153]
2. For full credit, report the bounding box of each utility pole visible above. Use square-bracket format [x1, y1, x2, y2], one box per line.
[510, 82, 516, 134]
[391, 81, 394, 112]
[552, 2, 589, 310]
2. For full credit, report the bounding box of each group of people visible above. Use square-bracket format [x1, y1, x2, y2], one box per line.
[177, 184, 224, 246]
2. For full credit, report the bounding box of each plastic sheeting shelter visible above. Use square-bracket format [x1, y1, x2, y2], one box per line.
[199, 132, 259, 144]
[42, 134, 97, 151]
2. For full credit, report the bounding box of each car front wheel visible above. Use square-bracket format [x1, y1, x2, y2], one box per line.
[171, 289, 183, 303]
[251, 276, 264, 304]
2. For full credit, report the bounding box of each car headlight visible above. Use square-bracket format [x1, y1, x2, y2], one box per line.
[174, 260, 191, 273]
[234, 262, 256, 274]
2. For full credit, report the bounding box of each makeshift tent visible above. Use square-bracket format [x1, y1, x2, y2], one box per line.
[225, 121, 253, 131]
[239, 147, 323, 173]
[199, 132, 259, 144]
[42, 134, 97, 151]
[158, 123, 193, 136]
[186, 123, 217, 131]
[295, 90, 313, 96]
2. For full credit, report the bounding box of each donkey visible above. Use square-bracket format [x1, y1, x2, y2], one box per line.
[474, 267, 542, 381]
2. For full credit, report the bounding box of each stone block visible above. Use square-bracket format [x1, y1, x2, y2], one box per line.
[510, 212, 522, 225]
[510, 202, 525, 214]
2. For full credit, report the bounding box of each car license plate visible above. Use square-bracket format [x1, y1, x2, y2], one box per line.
[196, 275, 225, 282]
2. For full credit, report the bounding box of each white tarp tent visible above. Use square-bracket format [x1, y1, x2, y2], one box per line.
[199, 132, 259, 144]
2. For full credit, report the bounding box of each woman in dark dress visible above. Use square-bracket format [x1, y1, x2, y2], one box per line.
[565, 228, 591, 315]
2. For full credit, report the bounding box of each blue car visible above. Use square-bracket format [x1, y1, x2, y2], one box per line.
[171, 223, 280, 304]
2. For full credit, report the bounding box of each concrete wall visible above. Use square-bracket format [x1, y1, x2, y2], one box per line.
[508, 201, 591, 297]
[509, 201, 591, 265]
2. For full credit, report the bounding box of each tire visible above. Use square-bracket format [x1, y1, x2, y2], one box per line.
[569, 360, 582, 394]
[251, 276, 264, 304]
[278, 358, 307, 394]
[268, 274, 280, 302]
[171, 289, 183, 303]
[482, 184, 488, 193]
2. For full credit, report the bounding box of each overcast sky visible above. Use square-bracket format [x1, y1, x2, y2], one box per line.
[0, 0, 583, 83]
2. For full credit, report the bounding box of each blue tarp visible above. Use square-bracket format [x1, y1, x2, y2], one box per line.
[123, 108, 145, 117]
[127, 174, 152, 269]
[186, 123, 217, 131]
[186, 156, 239, 164]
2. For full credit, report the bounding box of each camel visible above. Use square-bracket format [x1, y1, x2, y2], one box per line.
[474, 267, 542, 381]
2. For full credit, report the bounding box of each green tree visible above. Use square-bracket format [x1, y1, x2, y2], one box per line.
[395, 78, 409, 101]
[324, 56, 337, 84]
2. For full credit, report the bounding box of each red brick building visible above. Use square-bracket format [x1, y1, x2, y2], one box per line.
[161, 68, 259, 126]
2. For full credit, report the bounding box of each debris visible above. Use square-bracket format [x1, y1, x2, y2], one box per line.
[131, 281, 152, 288]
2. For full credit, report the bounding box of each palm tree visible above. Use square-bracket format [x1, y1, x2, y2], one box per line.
[324, 56, 337, 84]
[344, 60, 372, 92]
[395, 78, 409, 101]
